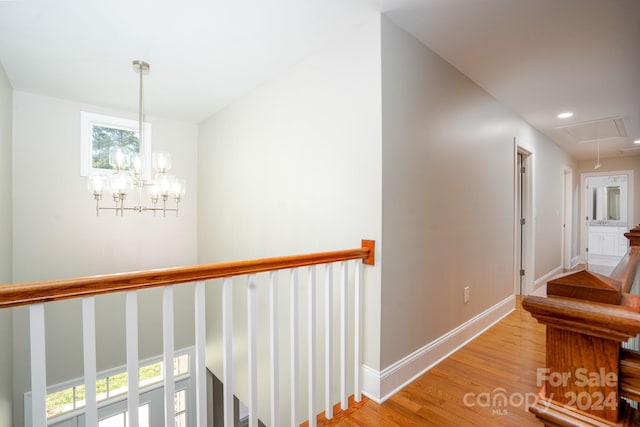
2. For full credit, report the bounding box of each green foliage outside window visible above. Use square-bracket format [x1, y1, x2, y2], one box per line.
[91, 125, 139, 170]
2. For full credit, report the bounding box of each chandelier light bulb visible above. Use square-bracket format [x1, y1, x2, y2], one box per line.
[154, 173, 175, 197]
[172, 178, 186, 198]
[150, 182, 160, 198]
[109, 147, 131, 171]
[110, 172, 133, 195]
[131, 153, 143, 178]
[153, 151, 171, 174]
[88, 174, 108, 196]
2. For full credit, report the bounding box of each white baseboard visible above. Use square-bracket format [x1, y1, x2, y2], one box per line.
[571, 256, 582, 269]
[361, 294, 515, 404]
[533, 265, 563, 291]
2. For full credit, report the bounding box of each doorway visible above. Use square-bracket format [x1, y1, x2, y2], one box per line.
[515, 144, 534, 295]
[582, 171, 634, 275]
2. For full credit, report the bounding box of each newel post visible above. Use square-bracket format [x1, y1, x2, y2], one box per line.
[625, 224, 640, 247]
[523, 269, 640, 426]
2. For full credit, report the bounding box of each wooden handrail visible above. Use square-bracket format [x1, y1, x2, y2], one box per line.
[522, 291, 640, 341]
[0, 240, 375, 309]
[613, 225, 640, 293]
[611, 246, 640, 293]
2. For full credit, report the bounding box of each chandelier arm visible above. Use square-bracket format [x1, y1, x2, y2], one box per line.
[94, 205, 179, 217]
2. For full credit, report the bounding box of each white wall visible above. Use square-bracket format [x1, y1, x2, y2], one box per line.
[11, 91, 198, 426]
[379, 16, 577, 371]
[0, 61, 14, 427]
[380, 16, 513, 369]
[526, 127, 578, 280]
[198, 13, 382, 425]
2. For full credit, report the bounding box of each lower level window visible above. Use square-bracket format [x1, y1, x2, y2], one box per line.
[97, 390, 186, 427]
[26, 348, 194, 426]
[98, 404, 150, 427]
[175, 389, 187, 427]
[45, 353, 189, 419]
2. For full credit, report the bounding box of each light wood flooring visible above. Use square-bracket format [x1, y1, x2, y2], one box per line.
[323, 296, 545, 426]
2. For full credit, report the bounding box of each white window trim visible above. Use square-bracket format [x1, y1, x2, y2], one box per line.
[24, 347, 194, 427]
[80, 111, 152, 178]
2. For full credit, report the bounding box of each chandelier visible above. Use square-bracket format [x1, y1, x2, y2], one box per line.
[87, 60, 185, 216]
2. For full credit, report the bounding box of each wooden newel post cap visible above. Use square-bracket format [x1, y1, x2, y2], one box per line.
[625, 224, 640, 247]
[547, 270, 622, 305]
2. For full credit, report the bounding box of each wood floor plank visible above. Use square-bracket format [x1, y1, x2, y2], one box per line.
[324, 296, 545, 426]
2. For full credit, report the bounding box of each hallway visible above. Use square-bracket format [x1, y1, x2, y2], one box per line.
[324, 297, 545, 426]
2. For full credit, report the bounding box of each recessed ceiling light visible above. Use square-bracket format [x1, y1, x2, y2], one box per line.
[634, 139, 640, 144]
[557, 112, 574, 119]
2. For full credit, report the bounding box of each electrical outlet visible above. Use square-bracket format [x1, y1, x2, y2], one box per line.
[463, 286, 470, 303]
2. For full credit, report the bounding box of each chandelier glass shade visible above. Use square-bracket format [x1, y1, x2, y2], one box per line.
[88, 61, 185, 216]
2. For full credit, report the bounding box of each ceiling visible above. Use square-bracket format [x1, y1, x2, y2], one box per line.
[382, 0, 640, 160]
[0, 0, 638, 161]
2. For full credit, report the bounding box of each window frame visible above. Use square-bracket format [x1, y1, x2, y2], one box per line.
[80, 111, 152, 178]
[24, 348, 194, 427]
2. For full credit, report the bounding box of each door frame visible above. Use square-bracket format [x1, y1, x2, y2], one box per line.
[561, 166, 573, 270]
[514, 140, 535, 295]
[580, 169, 635, 264]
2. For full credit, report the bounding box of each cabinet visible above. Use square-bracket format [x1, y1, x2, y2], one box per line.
[588, 226, 628, 256]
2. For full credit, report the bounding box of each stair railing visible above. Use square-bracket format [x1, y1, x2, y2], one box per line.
[0, 240, 375, 427]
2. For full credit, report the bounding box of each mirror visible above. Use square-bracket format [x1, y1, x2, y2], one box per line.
[588, 175, 628, 224]
[591, 185, 621, 221]
[606, 186, 621, 220]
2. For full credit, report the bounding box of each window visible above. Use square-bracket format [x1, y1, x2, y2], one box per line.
[96, 391, 185, 427]
[80, 112, 151, 177]
[44, 352, 190, 421]
[98, 404, 150, 427]
[175, 389, 187, 427]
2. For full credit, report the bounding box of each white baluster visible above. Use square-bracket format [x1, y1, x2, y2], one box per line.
[340, 261, 348, 410]
[82, 297, 97, 426]
[222, 278, 234, 427]
[269, 271, 280, 427]
[308, 265, 317, 427]
[126, 291, 139, 427]
[354, 260, 362, 402]
[324, 263, 334, 419]
[29, 304, 47, 427]
[248, 275, 258, 427]
[194, 282, 207, 426]
[290, 268, 299, 427]
[163, 286, 175, 426]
